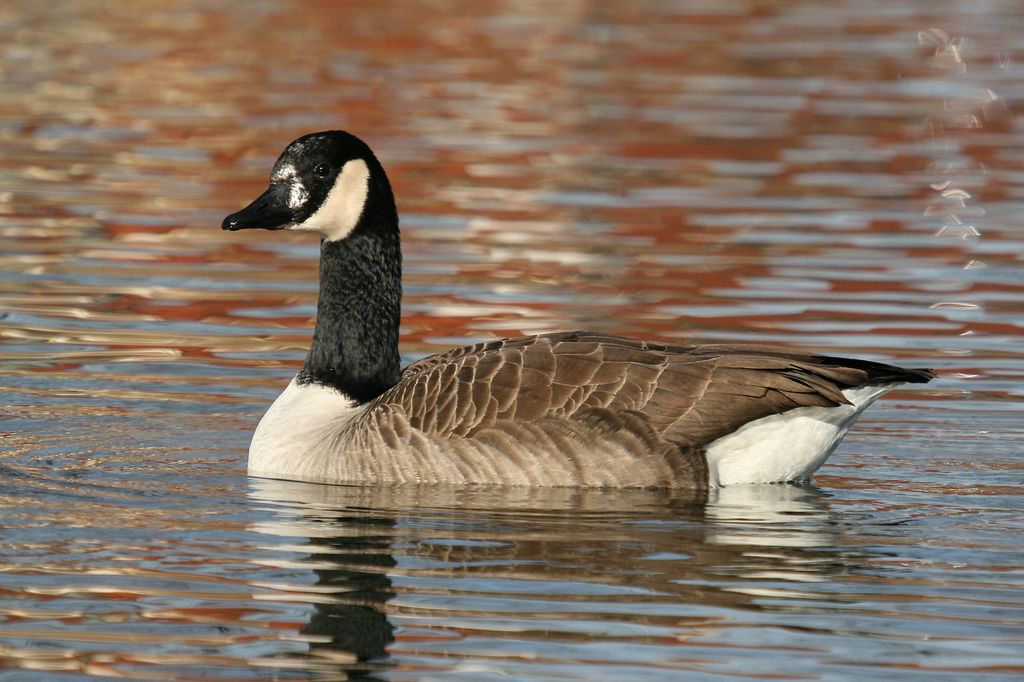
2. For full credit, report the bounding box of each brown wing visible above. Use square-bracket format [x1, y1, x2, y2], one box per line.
[376, 331, 931, 449]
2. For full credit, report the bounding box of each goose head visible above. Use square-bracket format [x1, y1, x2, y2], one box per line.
[222, 131, 403, 404]
[222, 130, 395, 243]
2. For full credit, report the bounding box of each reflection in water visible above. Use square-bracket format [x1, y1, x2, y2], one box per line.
[300, 525, 395, 676]
[706, 484, 836, 551]
[248, 479, 847, 676]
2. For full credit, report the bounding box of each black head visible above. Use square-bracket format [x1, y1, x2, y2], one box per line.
[222, 130, 394, 242]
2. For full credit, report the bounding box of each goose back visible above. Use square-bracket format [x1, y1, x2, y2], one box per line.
[375, 331, 927, 448]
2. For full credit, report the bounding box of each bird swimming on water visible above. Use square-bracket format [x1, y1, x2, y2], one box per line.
[222, 130, 933, 488]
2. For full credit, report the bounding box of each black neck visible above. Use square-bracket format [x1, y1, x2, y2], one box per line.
[298, 210, 402, 403]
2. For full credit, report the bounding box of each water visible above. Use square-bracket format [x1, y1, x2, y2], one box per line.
[2, 0, 1023, 679]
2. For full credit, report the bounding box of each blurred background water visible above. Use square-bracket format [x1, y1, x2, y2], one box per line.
[1, 0, 1022, 680]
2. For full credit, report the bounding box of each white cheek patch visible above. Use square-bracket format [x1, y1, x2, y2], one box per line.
[289, 158, 370, 242]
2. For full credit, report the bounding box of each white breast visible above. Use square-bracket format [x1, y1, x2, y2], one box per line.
[704, 383, 898, 486]
[248, 377, 363, 480]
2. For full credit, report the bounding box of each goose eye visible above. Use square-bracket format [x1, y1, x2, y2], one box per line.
[313, 163, 330, 178]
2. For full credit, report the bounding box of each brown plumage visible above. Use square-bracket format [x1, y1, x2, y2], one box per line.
[353, 331, 931, 486]
[387, 332, 931, 440]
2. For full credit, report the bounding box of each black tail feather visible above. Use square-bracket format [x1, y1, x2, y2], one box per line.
[817, 355, 934, 386]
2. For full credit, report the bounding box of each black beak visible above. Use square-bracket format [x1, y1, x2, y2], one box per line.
[222, 184, 295, 231]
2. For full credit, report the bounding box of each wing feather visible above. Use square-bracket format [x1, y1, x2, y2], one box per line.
[374, 331, 922, 449]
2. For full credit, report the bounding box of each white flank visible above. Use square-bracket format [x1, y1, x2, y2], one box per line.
[290, 158, 370, 242]
[704, 383, 899, 486]
[248, 377, 361, 480]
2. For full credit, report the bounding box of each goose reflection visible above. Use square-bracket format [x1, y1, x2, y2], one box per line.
[246, 479, 846, 676]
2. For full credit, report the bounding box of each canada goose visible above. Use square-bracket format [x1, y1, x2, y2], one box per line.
[222, 131, 933, 488]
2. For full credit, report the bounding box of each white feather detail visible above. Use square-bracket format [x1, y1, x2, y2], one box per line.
[704, 383, 898, 486]
[287, 181, 308, 210]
